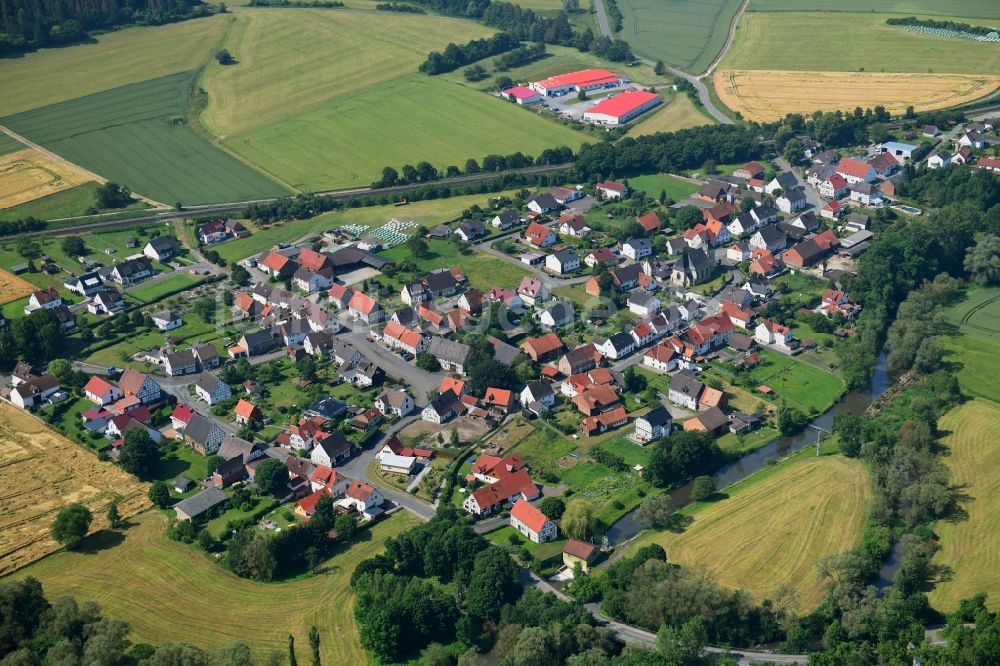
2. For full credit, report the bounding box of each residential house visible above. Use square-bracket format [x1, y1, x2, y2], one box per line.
[510, 499, 558, 543]
[819, 174, 850, 199]
[539, 301, 574, 328]
[63, 272, 104, 297]
[627, 292, 660, 317]
[310, 431, 352, 467]
[163, 349, 198, 377]
[683, 407, 729, 434]
[151, 310, 182, 331]
[572, 383, 621, 417]
[581, 405, 628, 436]
[750, 226, 787, 253]
[546, 248, 580, 274]
[381, 320, 427, 355]
[422, 389, 460, 424]
[764, 172, 797, 195]
[462, 469, 539, 516]
[86, 288, 125, 316]
[24, 287, 61, 314]
[550, 186, 583, 205]
[517, 276, 550, 306]
[343, 480, 385, 518]
[232, 330, 277, 358]
[611, 263, 643, 291]
[849, 182, 883, 207]
[596, 180, 628, 199]
[492, 209, 521, 229]
[633, 405, 671, 443]
[375, 388, 414, 417]
[563, 540, 598, 574]
[456, 219, 486, 242]
[427, 337, 471, 372]
[730, 411, 762, 434]
[327, 284, 354, 309]
[348, 292, 385, 324]
[194, 372, 231, 405]
[835, 158, 877, 185]
[686, 315, 734, 355]
[958, 129, 984, 149]
[558, 214, 590, 237]
[557, 343, 602, 375]
[198, 219, 229, 244]
[622, 238, 652, 261]
[527, 193, 560, 214]
[668, 370, 704, 410]
[118, 368, 161, 405]
[755, 318, 795, 350]
[83, 376, 123, 406]
[726, 240, 752, 262]
[776, 190, 807, 214]
[748, 248, 782, 277]
[233, 399, 263, 426]
[522, 332, 564, 362]
[868, 152, 899, 178]
[483, 387, 516, 415]
[524, 221, 557, 248]
[109, 258, 154, 286]
[643, 342, 678, 373]
[520, 382, 556, 408]
[143, 236, 180, 262]
[821, 200, 842, 220]
[293, 266, 335, 293]
[584, 247, 618, 268]
[927, 152, 951, 169]
[781, 230, 838, 269]
[184, 413, 225, 455]
[458, 289, 484, 315]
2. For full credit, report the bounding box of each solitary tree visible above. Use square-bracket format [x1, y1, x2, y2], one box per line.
[118, 429, 160, 479]
[106, 499, 122, 529]
[255, 458, 290, 497]
[288, 636, 298, 666]
[538, 496, 565, 519]
[561, 499, 597, 540]
[148, 481, 170, 509]
[51, 503, 93, 549]
[690, 476, 715, 502]
[637, 492, 674, 528]
[308, 626, 321, 666]
[215, 48, 235, 65]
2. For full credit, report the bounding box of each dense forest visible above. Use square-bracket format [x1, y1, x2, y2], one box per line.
[0, 0, 212, 55]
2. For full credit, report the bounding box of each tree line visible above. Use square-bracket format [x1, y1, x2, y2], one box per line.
[420, 32, 520, 75]
[371, 145, 573, 188]
[886, 15, 999, 36]
[0, 216, 46, 237]
[0, 0, 212, 56]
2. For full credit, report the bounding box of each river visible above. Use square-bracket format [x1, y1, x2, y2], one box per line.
[606, 352, 894, 545]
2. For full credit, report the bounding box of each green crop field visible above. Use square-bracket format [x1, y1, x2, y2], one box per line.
[0, 14, 233, 116]
[0, 183, 106, 222]
[942, 287, 1000, 404]
[0, 133, 24, 156]
[749, 349, 845, 414]
[721, 12, 1000, 74]
[630, 453, 871, 610]
[8, 512, 419, 665]
[616, 0, 743, 74]
[929, 400, 1000, 612]
[2, 72, 289, 206]
[748, 0, 1000, 19]
[200, 8, 584, 191]
[225, 72, 586, 192]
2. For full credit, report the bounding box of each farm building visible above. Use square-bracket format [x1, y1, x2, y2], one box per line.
[530, 68, 625, 97]
[501, 86, 541, 105]
[583, 91, 661, 126]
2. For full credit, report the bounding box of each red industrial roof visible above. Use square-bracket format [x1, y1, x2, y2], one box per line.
[503, 85, 538, 100]
[585, 91, 658, 120]
[535, 68, 618, 90]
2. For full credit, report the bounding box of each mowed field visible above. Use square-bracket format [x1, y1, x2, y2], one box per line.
[632, 455, 872, 610]
[9, 512, 420, 665]
[0, 404, 150, 576]
[928, 400, 1000, 612]
[0, 148, 94, 210]
[942, 287, 1000, 403]
[2, 72, 289, 205]
[204, 8, 585, 191]
[715, 70, 1000, 122]
[715, 11, 1000, 119]
[0, 14, 233, 116]
[747, 0, 1000, 19]
[616, 0, 743, 74]
[626, 95, 715, 136]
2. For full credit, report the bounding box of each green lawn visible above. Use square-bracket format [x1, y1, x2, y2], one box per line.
[721, 11, 1000, 74]
[748, 0, 1000, 19]
[552, 283, 597, 307]
[1, 72, 289, 205]
[382, 238, 533, 291]
[128, 273, 201, 303]
[205, 494, 271, 538]
[485, 525, 568, 562]
[599, 435, 654, 467]
[748, 349, 845, 414]
[716, 426, 780, 454]
[616, 0, 744, 74]
[225, 72, 587, 192]
[627, 173, 699, 201]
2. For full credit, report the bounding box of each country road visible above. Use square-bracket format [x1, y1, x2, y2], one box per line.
[19, 162, 574, 238]
[591, 0, 735, 125]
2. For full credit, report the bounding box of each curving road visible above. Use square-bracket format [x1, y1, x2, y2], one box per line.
[591, 0, 738, 125]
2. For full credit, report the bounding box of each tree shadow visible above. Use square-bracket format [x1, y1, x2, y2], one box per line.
[706, 491, 729, 502]
[76, 529, 125, 554]
[941, 483, 972, 523]
[664, 513, 693, 533]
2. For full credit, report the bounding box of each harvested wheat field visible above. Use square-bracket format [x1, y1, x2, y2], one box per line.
[631, 454, 871, 610]
[0, 268, 35, 305]
[0, 403, 149, 575]
[714, 70, 1000, 121]
[0, 148, 93, 210]
[929, 399, 1000, 612]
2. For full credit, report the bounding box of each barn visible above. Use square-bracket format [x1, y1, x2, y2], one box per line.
[583, 90, 661, 125]
[530, 68, 625, 97]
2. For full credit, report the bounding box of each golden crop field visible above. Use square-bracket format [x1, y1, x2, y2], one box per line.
[929, 399, 1000, 612]
[0, 404, 149, 575]
[9, 512, 420, 665]
[0, 268, 36, 305]
[632, 455, 871, 610]
[627, 95, 715, 137]
[0, 148, 94, 210]
[713, 70, 1000, 121]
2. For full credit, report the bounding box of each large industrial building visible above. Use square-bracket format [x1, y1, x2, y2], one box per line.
[582, 90, 661, 125]
[530, 68, 626, 97]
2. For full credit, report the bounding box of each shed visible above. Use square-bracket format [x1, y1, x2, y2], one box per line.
[173, 486, 227, 521]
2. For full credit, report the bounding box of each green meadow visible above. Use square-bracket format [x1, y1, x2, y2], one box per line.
[748, 0, 1000, 19]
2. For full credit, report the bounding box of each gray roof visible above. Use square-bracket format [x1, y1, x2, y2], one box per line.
[624, 238, 652, 252]
[195, 372, 224, 393]
[551, 247, 578, 263]
[304, 397, 348, 420]
[528, 193, 559, 209]
[613, 263, 643, 284]
[174, 486, 227, 519]
[638, 405, 671, 428]
[147, 236, 180, 253]
[488, 336, 521, 365]
[496, 209, 520, 224]
[428, 336, 471, 365]
[542, 301, 574, 323]
[608, 332, 634, 352]
[184, 413, 222, 445]
[772, 172, 798, 188]
[315, 431, 351, 460]
[524, 381, 554, 400]
[457, 219, 485, 237]
[218, 434, 261, 463]
[781, 189, 806, 202]
[756, 226, 786, 245]
[678, 248, 712, 272]
[669, 370, 704, 397]
[695, 407, 729, 430]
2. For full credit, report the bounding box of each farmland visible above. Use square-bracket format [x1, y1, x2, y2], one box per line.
[2, 72, 289, 206]
[0, 133, 24, 156]
[615, 0, 744, 74]
[0, 404, 150, 576]
[204, 8, 585, 191]
[626, 95, 714, 136]
[0, 148, 94, 210]
[747, 0, 1000, 19]
[0, 183, 107, 223]
[8, 511, 420, 665]
[0, 14, 233, 116]
[942, 287, 1000, 402]
[0, 269, 36, 305]
[715, 11, 1000, 119]
[716, 70, 1000, 122]
[928, 400, 1000, 612]
[630, 453, 871, 610]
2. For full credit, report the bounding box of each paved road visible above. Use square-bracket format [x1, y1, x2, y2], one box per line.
[702, 0, 750, 78]
[475, 237, 594, 290]
[21, 163, 574, 239]
[591, 0, 734, 125]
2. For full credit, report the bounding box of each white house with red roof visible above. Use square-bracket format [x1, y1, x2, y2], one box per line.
[834, 158, 877, 185]
[462, 469, 539, 516]
[510, 499, 558, 543]
[348, 291, 385, 324]
[819, 174, 849, 199]
[501, 85, 541, 105]
[643, 342, 678, 373]
[755, 318, 794, 349]
[83, 376, 124, 406]
[517, 276, 550, 306]
[524, 221, 556, 248]
[596, 180, 628, 199]
[170, 404, 195, 431]
[821, 199, 842, 220]
[24, 287, 62, 315]
[342, 479, 385, 518]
